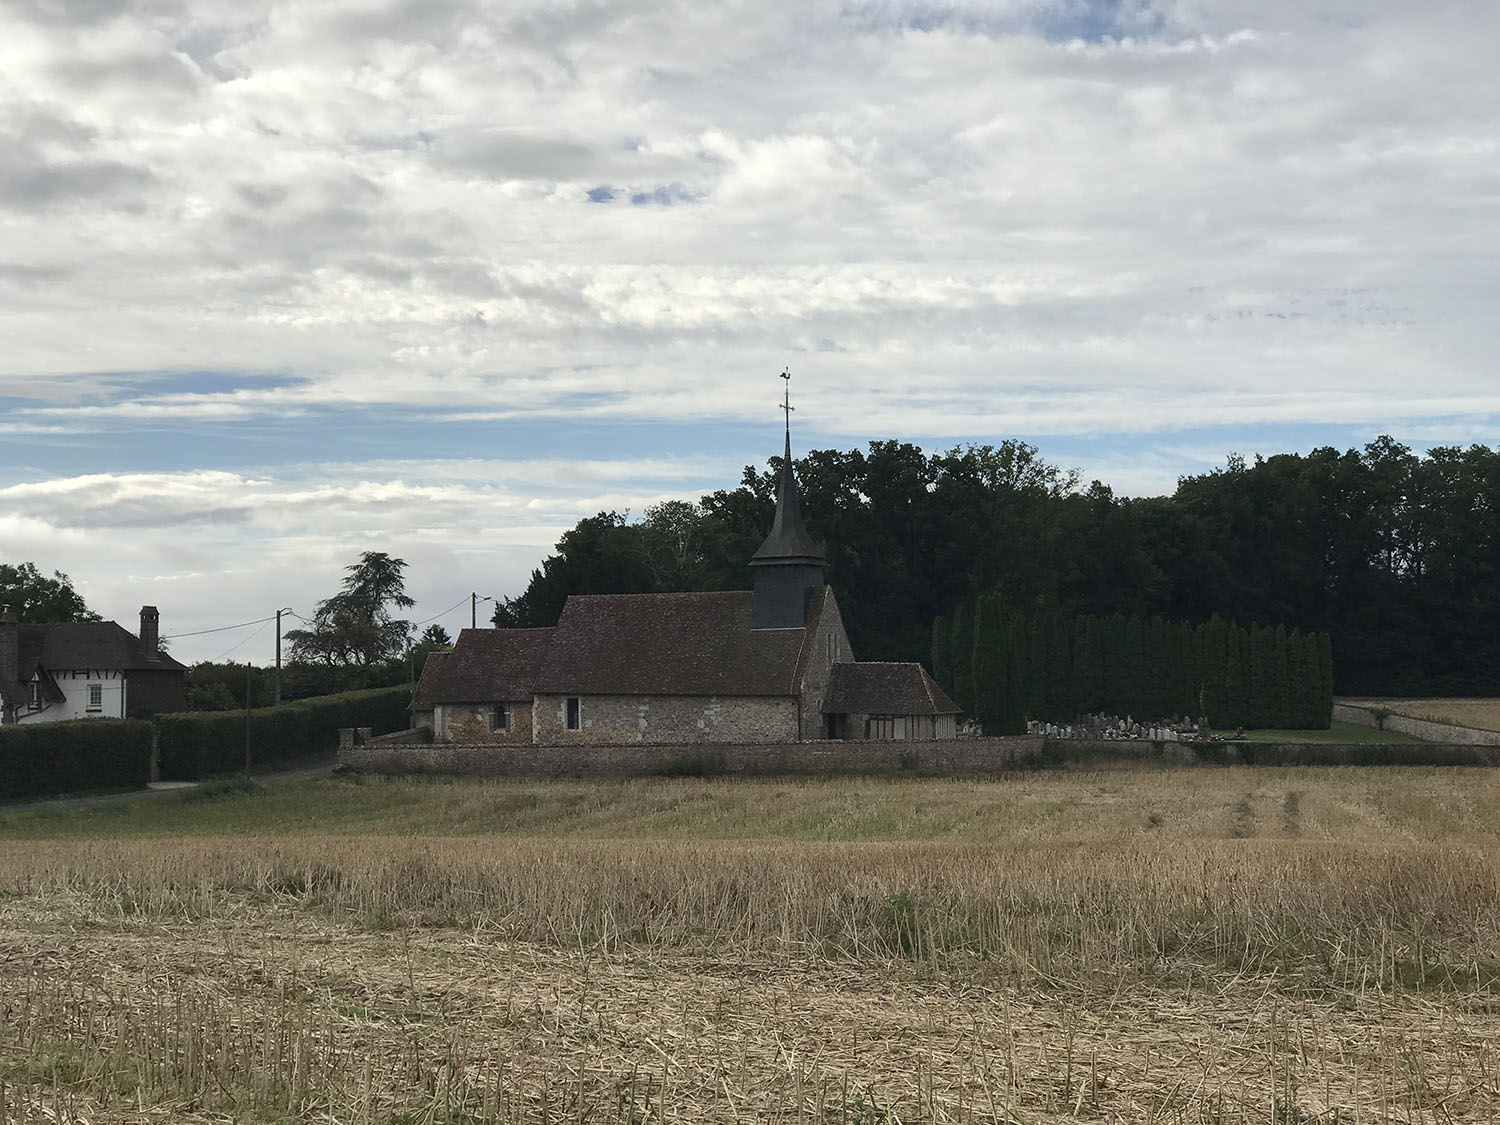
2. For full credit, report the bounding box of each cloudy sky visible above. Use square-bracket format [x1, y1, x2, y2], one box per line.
[2, 0, 1496, 662]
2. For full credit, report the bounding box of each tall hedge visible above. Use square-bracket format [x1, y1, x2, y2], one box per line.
[935, 600, 1334, 730]
[0, 718, 154, 800]
[155, 685, 411, 780]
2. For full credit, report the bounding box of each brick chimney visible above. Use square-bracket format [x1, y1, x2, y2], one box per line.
[139, 605, 160, 661]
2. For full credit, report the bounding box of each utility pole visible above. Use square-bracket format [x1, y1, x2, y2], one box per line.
[471, 593, 493, 629]
[244, 662, 252, 782]
[274, 607, 292, 707]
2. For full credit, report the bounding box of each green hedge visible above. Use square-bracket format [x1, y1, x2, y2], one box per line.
[0, 718, 154, 801]
[156, 685, 411, 780]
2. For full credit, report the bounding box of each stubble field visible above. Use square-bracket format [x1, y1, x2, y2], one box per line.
[1346, 699, 1500, 734]
[3, 766, 1499, 1123]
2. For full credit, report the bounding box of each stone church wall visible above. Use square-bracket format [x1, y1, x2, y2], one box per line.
[437, 700, 535, 744]
[532, 693, 798, 744]
[796, 591, 855, 740]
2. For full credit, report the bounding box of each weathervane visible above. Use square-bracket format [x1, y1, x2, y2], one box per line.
[779, 367, 793, 436]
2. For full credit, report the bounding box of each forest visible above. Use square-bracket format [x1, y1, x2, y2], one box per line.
[494, 436, 1499, 698]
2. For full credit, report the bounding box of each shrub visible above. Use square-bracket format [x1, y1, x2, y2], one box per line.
[155, 686, 411, 780]
[0, 719, 154, 800]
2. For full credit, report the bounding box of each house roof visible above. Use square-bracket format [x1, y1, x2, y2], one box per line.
[412, 627, 554, 706]
[823, 661, 960, 716]
[22, 622, 186, 675]
[535, 590, 809, 697]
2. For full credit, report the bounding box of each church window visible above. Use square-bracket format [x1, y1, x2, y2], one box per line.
[491, 704, 508, 732]
[27, 681, 40, 711]
[566, 697, 581, 730]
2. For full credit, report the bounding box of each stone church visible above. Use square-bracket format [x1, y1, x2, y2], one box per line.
[412, 426, 958, 745]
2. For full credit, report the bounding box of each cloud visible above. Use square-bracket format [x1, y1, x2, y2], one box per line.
[0, 455, 735, 660]
[1, 0, 1496, 647]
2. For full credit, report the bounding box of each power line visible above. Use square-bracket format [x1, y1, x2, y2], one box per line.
[411, 596, 474, 629]
[212, 618, 273, 662]
[163, 614, 280, 640]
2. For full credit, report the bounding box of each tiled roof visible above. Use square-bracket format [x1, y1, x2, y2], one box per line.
[823, 661, 960, 716]
[24, 622, 186, 674]
[414, 628, 554, 705]
[535, 591, 806, 696]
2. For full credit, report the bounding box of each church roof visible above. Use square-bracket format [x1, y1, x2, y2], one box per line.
[822, 662, 960, 716]
[751, 430, 824, 565]
[412, 627, 553, 706]
[536, 590, 810, 696]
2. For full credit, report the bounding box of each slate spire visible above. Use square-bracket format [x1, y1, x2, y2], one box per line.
[750, 371, 825, 629]
[751, 427, 824, 566]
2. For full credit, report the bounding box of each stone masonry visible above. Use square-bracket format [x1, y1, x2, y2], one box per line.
[531, 693, 798, 744]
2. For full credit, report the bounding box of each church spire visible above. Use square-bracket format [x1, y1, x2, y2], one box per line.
[750, 369, 825, 629]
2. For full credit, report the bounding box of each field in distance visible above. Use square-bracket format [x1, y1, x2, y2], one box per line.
[4, 768, 1500, 1123]
[1215, 718, 1421, 743]
[1346, 697, 1500, 733]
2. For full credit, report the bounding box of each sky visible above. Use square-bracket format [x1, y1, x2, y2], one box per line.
[2, 0, 1497, 663]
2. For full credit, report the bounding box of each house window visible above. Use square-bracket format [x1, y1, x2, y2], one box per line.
[491, 704, 509, 732]
[566, 697, 581, 730]
[87, 683, 103, 712]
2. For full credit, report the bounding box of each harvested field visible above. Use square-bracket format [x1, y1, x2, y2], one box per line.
[1349, 699, 1500, 734]
[3, 768, 1500, 1122]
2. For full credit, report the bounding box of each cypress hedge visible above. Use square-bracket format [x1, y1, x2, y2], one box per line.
[0, 718, 154, 801]
[938, 598, 1335, 731]
[155, 685, 411, 780]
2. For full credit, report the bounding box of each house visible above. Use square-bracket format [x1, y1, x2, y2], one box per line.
[412, 424, 959, 744]
[0, 605, 187, 724]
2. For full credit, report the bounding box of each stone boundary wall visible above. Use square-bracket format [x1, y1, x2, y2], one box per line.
[367, 727, 433, 747]
[338, 736, 1046, 777]
[1333, 702, 1500, 746]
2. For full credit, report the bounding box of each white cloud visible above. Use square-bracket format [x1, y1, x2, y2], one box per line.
[0, 455, 732, 660]
[2, 0, 1496, 644]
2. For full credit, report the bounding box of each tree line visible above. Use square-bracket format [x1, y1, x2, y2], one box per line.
[491, 435, 1497, 698]
[933, 598, 1334, 733]
[8, 433, 1496, 703]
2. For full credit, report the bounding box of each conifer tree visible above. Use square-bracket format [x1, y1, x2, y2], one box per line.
[1048, 611, 1073, 719]
[971, 594, 1010, 735]
[1249, 624, 1275, 727]
[1104, 618, 1128, 714]
[1074, 616, 1104, 713]
[1272, 624, 1293, 728]
[1224, 623, 1249, 729]
[1124, 615, 1148, 719]
[1003, 611, 1029, 733]
[1316, 631, 1335, 729]
[950, 601, 976, 717]
[931, 614, 953, 695]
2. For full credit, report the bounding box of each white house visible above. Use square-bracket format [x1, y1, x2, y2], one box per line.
[0, 606, 187, 724]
